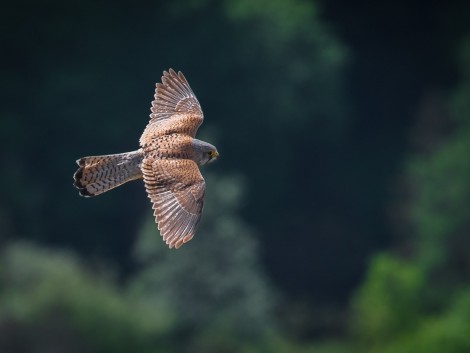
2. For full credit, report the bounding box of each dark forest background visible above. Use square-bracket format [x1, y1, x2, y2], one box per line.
[1, 0, 470, 352]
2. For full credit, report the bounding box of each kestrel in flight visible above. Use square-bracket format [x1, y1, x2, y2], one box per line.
[73, 69, 219, 249]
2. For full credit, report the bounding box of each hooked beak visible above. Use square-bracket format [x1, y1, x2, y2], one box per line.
[209, 150, 219, 163]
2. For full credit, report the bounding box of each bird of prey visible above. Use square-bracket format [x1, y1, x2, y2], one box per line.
[73, 69, 219, 249]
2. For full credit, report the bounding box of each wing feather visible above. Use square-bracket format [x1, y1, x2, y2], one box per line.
[142, 69, 203, 141]
[142, 158, 205, 249]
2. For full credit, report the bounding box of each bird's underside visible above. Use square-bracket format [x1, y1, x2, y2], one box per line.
[74, 69, 217, 249]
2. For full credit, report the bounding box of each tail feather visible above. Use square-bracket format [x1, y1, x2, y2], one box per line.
[73, 149, 144, 197]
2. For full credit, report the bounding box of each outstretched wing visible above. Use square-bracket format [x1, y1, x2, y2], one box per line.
[140, 69, 203, 145]
[142, 157, 205, 249]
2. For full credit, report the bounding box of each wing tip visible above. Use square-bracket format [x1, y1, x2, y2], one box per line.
[164, 233, 194, 249]
[160, 68, 187, 86]
[162, 68, 177, 79]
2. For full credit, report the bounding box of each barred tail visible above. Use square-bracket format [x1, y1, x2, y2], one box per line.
[73, 149, 144, 197]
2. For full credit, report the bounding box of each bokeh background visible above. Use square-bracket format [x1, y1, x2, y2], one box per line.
[1, 0, 470, 352]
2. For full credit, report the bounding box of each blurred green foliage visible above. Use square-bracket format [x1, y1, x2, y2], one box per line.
[352, 254, 425, 345]
[1, 0, 470, 351]
[351, 36, 470, 353]
[0, 243, 172, 353]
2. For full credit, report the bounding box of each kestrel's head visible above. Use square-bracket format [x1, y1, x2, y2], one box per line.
[191, 138, 219, 166]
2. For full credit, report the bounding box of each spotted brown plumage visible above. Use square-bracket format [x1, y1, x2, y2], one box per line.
[73, 69, 219, 249]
